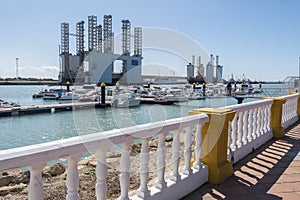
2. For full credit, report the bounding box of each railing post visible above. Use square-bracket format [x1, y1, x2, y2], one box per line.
[262, 97, 286, 138]
[66, 154, 81, 200]
[189, 108, 236, 184]
[28, 163, 45, 200]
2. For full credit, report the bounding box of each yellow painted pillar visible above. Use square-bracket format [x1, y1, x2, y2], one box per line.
[262, 97, 286, 138]
[189, 108, 236, 184]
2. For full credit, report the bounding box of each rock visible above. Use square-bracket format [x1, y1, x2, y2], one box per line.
[165, 135, 173, 142]
[0, 183, 27, 196]
[43, 163, 65, 177]
[12, 170, 30, 184]
[130, 143, 142, 155]
[78, 155, 97, 166]
[0, 175, 14, 187]
[107, 151, 121, 158]
[149, 138, 158, 148]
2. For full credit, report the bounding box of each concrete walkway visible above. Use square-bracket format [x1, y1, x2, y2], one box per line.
[182, 122, 300, 200]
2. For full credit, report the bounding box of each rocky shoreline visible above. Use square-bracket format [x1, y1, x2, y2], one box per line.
[0, 136, 185, 199]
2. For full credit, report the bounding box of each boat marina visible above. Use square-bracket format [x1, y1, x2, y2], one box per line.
[0, 81, 289, 118]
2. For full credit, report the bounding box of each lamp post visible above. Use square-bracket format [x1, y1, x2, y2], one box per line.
[16, 58, 19, 80]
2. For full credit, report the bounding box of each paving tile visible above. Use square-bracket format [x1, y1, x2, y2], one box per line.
[282, 166, 300, 175]
[255, 194, 282, 200]
[275, 192, 300, 200]
[268, 182, 300, 193]
[277, 174, 300, 183]
[289, 160, 300, 166]
[182, 123, 300, 200]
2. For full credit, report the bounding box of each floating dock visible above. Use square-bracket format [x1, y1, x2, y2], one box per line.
[0, 102, 109, 117]
[0, 98, 177, 117]
[140, 98, 174, 105]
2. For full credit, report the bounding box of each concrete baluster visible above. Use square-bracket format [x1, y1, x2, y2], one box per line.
[230, 114, 237, 151]
[252, 108, 258, 140]
[193, 124, 203, 170]
[247, 109, 253, 142]
[262, 105, 268, 133]
[119, 143, 131, 200]
[96, 149, 108, 200]
[182, 127, 193, 175]
[297, 93, 300, 119]
[137, 138, 150, 199]
[267, 104, 272, 131]
[242, 110, 248, 145]
[259, 106, 265, 135]
[28, 163, 45, 200]
[170, 130, 180, 182]
[256, 107, 262, 137]
[237, 111, 243, 148]
[66, 154, 81, 200]
[155, 133, 167, 189]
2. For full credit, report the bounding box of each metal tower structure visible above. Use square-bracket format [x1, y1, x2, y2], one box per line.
[60, 22, 70, 82]
[76, 21, 85, 66]
[96, 25, 102, 52]
[192, 55, 195, 66]
[133, 27, 142, 57]
[61, 22, 69, 54]
[122, 19, 131, 55]
[76, 21, 85, 53]
[88, 15, 97, 51]
[103, 15, 113, 53]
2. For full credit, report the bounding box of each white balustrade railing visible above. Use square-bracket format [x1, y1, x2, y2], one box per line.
[224, 99, 274, 163]
[0, 114, 209, 200]
[281, 93, 299, 129]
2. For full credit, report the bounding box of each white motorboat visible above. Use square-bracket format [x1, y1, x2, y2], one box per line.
[188, 92, 205, 100]
[75, 84, 97, 94]
[235, 81, 253, 95]
[43, 93, 58, 100]
[0, 99, 20, 108]
[59, 92, 80, 101]
[164, 88, 188, 102]
[78, 91, 98, 102]
[110, 93, 141, 108]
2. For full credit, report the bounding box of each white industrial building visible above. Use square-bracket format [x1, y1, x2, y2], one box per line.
[59, 15, 143, 85]
[189, 54, 223, 84]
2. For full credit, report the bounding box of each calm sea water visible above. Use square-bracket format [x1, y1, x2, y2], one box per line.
[0, 84, 289, 151]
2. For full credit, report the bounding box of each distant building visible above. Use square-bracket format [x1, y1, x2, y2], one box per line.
[186, 63, 194, 79]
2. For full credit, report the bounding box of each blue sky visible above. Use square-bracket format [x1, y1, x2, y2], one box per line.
[0, 0, 300, 81]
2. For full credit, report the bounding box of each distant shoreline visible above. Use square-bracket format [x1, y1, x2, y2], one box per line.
[0, 80, 284, 86]
[0, 80, 58, 85]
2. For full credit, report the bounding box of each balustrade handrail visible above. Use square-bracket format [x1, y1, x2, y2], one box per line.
[223, 99, 274, 112]
[280, 93, 300, 99]
[0, 113, 209, 172]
